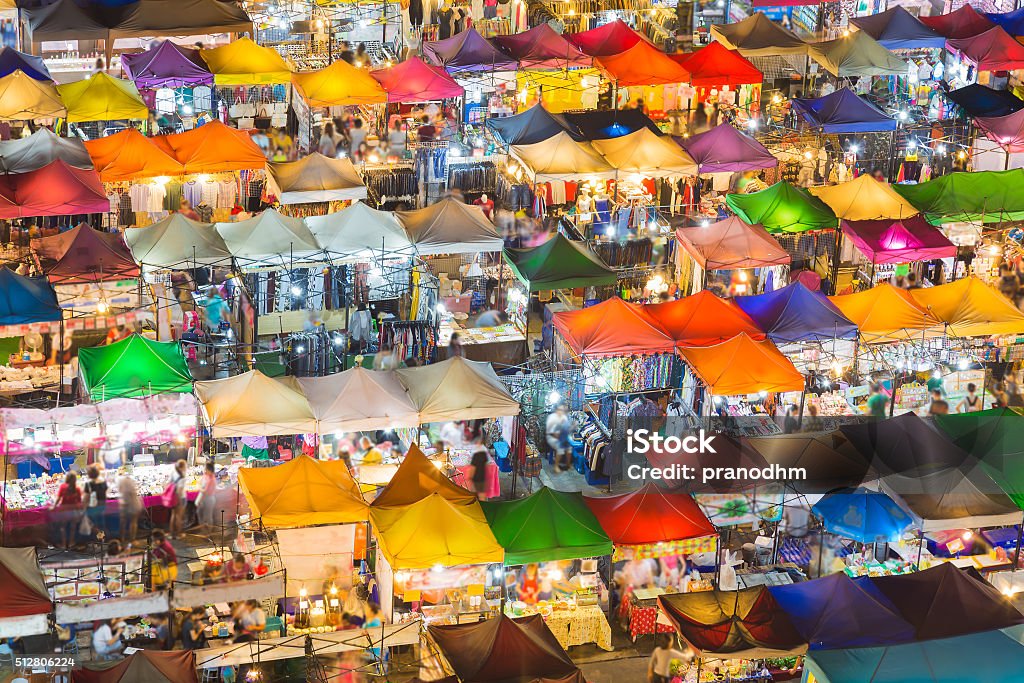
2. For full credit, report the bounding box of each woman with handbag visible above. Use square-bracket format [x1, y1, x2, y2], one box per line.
[167, 460, 188, 539]
[83, 465, 108, 537]
[51, 472, 83, 550]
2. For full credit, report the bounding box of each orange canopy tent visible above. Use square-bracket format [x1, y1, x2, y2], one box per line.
[552, 296, 677, 357]
[370, 444, 477, 509]
[672, 42, 763, 87]
[647, 290, 766, 347]
[678, 333, 804, 395]
[910, 276, 1024, 338]
[829, 282, 942, 343]
[84, 128, 184, 181]
[152, 121, 265, 174]
[596, 42, 690, 86]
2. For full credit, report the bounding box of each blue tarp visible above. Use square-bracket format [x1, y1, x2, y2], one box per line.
[0, 267, 62, 326]
[486, 103, 572, 146]
[733, 281, 859, 343]
[985, 7, 1024, 36]
[811, 487, 913, 543]
[0, 47, 51, 82]
[945, 83, 1024, 118]
[849, 6, 946, 50]
[791, 88, 896, 133]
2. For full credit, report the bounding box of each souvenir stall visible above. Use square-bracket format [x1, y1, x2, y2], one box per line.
[674, 215, 790, 296]
[200, 37, 294, 128]
[0, 267, 65, 398]
[482, 487, 614, 651]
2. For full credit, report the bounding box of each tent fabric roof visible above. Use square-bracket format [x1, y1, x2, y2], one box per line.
[25, 0, 114, 43]
[0, 268, 61, 327]
[596, 42, 691, 86]
[0, 546, 51, 618]
[492, 24, 592, 69]
[0, 161, 109, 219]
[422, 28, 518, 72]
[792, 88, 896, 133]
[486, 103, 570, 146]
[124, 213, 231, 268]
[811, 487, 913, 544]
[481, 487, 612, 564]
[568, 19, 649, 56]
[394, 356, 520, 423]
[841, 216, 957, 264]
[0, 128, 92, 174]
[677, 333, 805, 395]
[878, 467, 1021, 531]
[0, 71, 65, 121]
[370, 493, 504, 568]
[511, 132, 617, 180]
[910, 276, 1024, 338]
[370, 57, 464, 103]
[945, 83, 1024, 118]
[552, 297, 677, 357]
[214, 209, 321, 265]
[839, 412, 973, 477]
[121, 40, 214, 88]
[267, 153, 366, 204]
[676, 124, 777, 173]
[370, 444, 477, 509]
[948, 26, 1024, 71]
[85, 128, 185, 182]
[0, 47, 50, 82]
[152, 120, 266, 174]
[56, 73, 149, 122]
[71, 650, 198, 683]
[110, 0, 252, 39]
[710, 13, 808, 57]
[504, 233, 616, 291]
[672, 42, 762, 87]
[297, 367, 420, 433]
[935, 408, 1024, 508]
[727, 181, 837, 234]
[31, 222, 139, 282]
[919, 4, 996, 38]
[429, 614, 584, 683]
[746, 434, 874, 494]
[674, 216, 790, 270]
[78, 334, 192, 401]
[733, 281, 858, 343]
[237, 454, 368, 528]
[849, 6, 946, 49]
[809, 175, 919, 221]
[194, 370, 318, 437]
[395, 196, 503, 255]
[986, 7, 1024, 35]
[648, 291, 765, 347]
[200, 37, 292, 85]
[808, 31, 907, 77]
[591, 128, 698, 178]
[293, 61, 387, 108]
[307, 202, 413, 260]
[893, 169, 1024, 224]
[975, 107, 1024, 152]
[560, 108, 662, 139]
[584, 482, 716, 546]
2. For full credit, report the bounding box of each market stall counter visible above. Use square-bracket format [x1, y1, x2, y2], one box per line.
[507, 598, 613, 651]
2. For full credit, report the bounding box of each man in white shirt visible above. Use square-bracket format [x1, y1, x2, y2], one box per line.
[92, 619, 124, 660]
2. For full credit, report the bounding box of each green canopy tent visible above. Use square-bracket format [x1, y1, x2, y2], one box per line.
[807, 30, 908, 77]
[481, 487, 613, 564]
[503, 233, 617, 291]
[893, 169, 1024, 225]
[726, 181, 838, 234]
[79, 334, 193, 401]
[935, 408, 1024, 508]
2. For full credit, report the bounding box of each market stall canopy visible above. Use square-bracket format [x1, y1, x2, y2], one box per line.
[238, 454, 368, 528]
[975, 107, 1024, 152]
[486, 103, 571, 145]
[56, 73, 149, 122]
[584, 482, 716, 547]
[0, 546, 51, 619]
[671, 41, 762, 87]
[560, 108, 662, 139]
[648, 290, 766, 346]
[893, 169, 1024, 224]
[31, 222, 139, 283]
[0, 47, 50, 82]
[808, 30, 908, 77]
[200, 37, 292, 85]
[710, 12, 808, 57]
[910, 276, 1024, 338]
[110, 0, 252, 39]
[152, 120, 266, 173]
[492, 24, 592, 69]
[727, 181, 838, 234]
[849, 6, 946, 49]
[396, 196, 503, 255]
[839, 412, 974, 477]
[267, 153, 366, 204]
[370, 444, 477, 509]
[920, 4, 996, 38]
[292, 59, 387, 107]
[591, 128, 698, 177]
[935, 408, 1024, 508]
[985, 7, 1024, 35]
[944, 83, 1024, 118]
[948, 26, 1024, 71]
[78, 334, 192, 401]
[568, 19, 649, 56]
[297, 367, 420, 433]
[878, 466, 1021, 531]
[370, 493, 504, 569]
[745, 434, 874, 494]
[596, 41, 691, 86]
[510, 132, 617, 181]
[307, 202, 412, 260]
[809, 175, 918, 221]
[370, 56, 464, 102]
[72, 650, 198, 683]
[0, 268, 61, 327]
[482, 487, 612, 564]
[194, 370, 317, 437]
[0, 71, 65, 121]
[792, 88, 896, 133]
[24, 0, 114, 43]
[676, 124, 777, 174]
[124, 213, 231, 268]
[552, 296, 677, 357]
[658, 587, 806, 657]
[423, 28, 518, 72]
[84, 128, 185, 181]
[429, 614, 584, 683]
[768, 572, 916, 649]
[504, 233, 616, 291]
[677, 333, 804, 395]
[121, 40, 214, 88]
[841, 216, 956, 265]
[675, 216, 789, 271]
[733, 281, 858, 343]
[0, 128, 91, 174]
[214, 208, 321, 265]
[811, 487, 913, 543]
[395, 356, 520, 423]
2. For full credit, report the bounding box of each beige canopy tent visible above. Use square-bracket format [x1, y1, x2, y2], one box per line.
[591, 128, 698, 178]
[298, 367, 420, 433]
[395, 356, 520, 423]
[0, 71, 66, 121]
[396, 197, 504, 255]
[307, 202, 414, 261]
[125, 213, 231, 269]
[510, 131, 618, 181]
[214, 208, 321, 266]
[194, 370, 317, 437]
[809, 175, 919, 221]
[710, 12, 808, 57]
[266, 153, 367, 204]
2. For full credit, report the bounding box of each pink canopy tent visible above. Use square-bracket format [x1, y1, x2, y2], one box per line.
[568, 19, 649, 56]
[841, 216, 957, 265]
[492, 24, 592, 69]
[947, 26, 1024, 72]
[676, 216, 790, 270]
[370, 57, 464, 102]
[975, 108, 1024, 152]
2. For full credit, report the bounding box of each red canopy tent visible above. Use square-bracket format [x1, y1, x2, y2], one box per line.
[596, 41, 690, 86]
[552, 296, 676, 357]
[0, 547, 50, 620]
[647, 290, 766, 346]
[842, 216, 957, 265]
[371, 56, 464, 102]
[0, 160, 108, 218]
[568, 19, 649, 56]
[72, 650, 198, 683]
[672, 42, 763, 87]
[31, 223, 140, 284]
[920, 4, 996, 38]
[947, 26, 1024, 71]
[492, 24, 592, 69]
[584, 483, 717, 548]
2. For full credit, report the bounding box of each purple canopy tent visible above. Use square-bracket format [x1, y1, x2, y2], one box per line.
[733, 281, 858, 343]
[676, 124, 777, 173]
[492, 24, 592, 69]
[422, 28, 518, 72]
[841, 216, 957, 265]
[975, 108, 1024, 152]
[122, 40, 213, 88]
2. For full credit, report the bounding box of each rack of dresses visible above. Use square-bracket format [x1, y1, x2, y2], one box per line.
[590, 237, 654, 268]
[284, 328, 339, 377]
[447, 161, 497, 193]
[379, 319, 438, 364]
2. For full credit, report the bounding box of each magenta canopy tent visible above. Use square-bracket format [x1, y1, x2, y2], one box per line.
[122, 40, 214, 88]
[975, 108, 1024, 152]
[492, 24, 592, 69]
[841, 216, 957, 265]
[370, 56, 464, 102]
[422, 28, 518, 72]
[675, 124, 777, 173]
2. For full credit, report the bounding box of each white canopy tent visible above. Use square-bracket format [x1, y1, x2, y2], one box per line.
[194, 370, 318, 437]
[125, 213, 232, 268]
[298, 366, 420, 433]
[306, 202, 414, 261]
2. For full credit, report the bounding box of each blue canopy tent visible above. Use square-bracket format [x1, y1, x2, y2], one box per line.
[945, 83, 1024, 117]
[985, 7, 1024, 36]
[486, 103, 572, 146]
[849, 6, 946, 50]
[768, 572, 916, 649]
[791, 88, 897, 133]
[733, 281, 858, 343]
[0, 47, 52, 82]
[0, 267, 61, 326]
[811, 487, 913, 543]
[560, 109, 662, 140]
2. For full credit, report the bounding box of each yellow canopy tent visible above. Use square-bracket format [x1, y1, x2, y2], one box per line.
[370, 444, 477, 509]
[677, 333, 805, 395]
[238, 454, 368, 528]
[911, 276, 1024, 338]
[591, 128, 698, 178]
[201, 37, 292, 85]
[56, 73, 148, 122]
[293, 60, 386, 106]
[510, 131, 617, 181]
[194, 369, 317, 437]
[808, 175, 919, 221]
[830, 282, 942, 343]
[0, 70, 66, 121]
[516, 69, 599, 113]
[370, 493, 504, 569]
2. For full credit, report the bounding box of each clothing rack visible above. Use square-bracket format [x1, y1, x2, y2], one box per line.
[447, 161, 497, 193]
[379, 319, 439, 364]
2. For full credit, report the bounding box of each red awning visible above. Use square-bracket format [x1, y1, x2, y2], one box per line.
[672, 42, 763, 87]
[568, 19, 650, 56]
[585, 483, 716, 546]
[0, 160, 108, 218]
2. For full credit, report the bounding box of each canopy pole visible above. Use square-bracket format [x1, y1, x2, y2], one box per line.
[1013, 511, 1024, 572]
